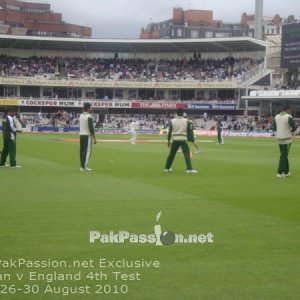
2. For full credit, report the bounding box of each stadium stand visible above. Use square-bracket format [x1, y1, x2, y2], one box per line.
[0, 35, 299, 134]
[0, 55, 263, 82]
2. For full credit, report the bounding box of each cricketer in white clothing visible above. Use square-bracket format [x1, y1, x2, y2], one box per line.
[129, 120, 138, 144]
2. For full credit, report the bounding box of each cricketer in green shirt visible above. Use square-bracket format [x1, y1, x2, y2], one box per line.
[0, 107, 22, 168]
[272, 104, 297, 178]
[164, 109, 197, 174]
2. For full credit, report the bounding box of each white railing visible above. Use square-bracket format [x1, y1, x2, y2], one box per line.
[239, 61, 273, 87]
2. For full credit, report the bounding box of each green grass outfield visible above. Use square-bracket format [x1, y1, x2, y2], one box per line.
[0, 133, 299, 300]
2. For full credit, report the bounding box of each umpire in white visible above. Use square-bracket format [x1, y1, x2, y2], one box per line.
[79, 102, 97, 171]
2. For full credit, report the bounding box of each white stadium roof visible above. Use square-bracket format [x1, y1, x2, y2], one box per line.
[0, 35, 266, 53]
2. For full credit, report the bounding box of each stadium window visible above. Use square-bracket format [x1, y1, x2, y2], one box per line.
[20, 86, 40, 98]
[138, 89, 154, 100]
[180, 90, 194, 101]
[215, 32, 230, 38]
[86, 90, 95, 98]
[53, 88, 68, 98]
[169, 90, 179, 100]
[218, 89, 234, 100]
[209, 90, 218, 99]
[0, 86, 4, 97]
[43, 88, 53, 98]
[205, 31, 213, 38]
[68, 88, 81, 99]
[155, 90, 164, 100]
[129, 90, 137, 100]
[4, 86, 17, 97]
[76, 88, 82, 99]
[95, 89, 105, 99]
[7, 5, 20, 11]
[115, 89, 123, 100]
[104, 89, 113, 100]
[248, 101, 260, 107]
[195, 90, 204, 100]
[191, 30, 199, 38]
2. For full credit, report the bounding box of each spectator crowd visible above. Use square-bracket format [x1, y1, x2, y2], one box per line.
[8, 111, 294, 134]
[0, 55, 263, 82]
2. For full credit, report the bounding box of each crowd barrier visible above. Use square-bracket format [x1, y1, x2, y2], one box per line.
[0, 126, 274, 137]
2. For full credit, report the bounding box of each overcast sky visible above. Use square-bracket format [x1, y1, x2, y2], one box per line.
[37, 0, 300, 38]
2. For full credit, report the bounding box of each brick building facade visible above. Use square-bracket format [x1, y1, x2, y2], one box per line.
[140, 6, 296, 40]
[0, 0, 91, 38]
[140, 7, 253, 39]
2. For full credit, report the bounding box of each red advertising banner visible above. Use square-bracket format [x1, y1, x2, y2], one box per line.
[132, 102, 185, 109]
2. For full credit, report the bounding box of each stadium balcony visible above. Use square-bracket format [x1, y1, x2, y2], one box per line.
[0, 55, 263, 85]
